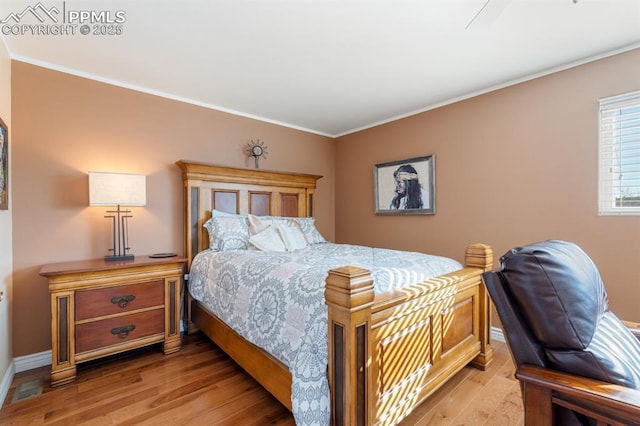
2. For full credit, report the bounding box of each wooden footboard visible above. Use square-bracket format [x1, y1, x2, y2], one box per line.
[326, 243, 494, 426]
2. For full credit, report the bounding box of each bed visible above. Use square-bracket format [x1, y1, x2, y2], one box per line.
[176, 160, 494, 426]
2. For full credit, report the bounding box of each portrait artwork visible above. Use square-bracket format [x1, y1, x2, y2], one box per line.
[0, 117, 7, 210]
[374, 155, 435, 215]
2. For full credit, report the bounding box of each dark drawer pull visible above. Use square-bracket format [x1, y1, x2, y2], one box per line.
[111, 324, 136, 339]
[111, 294, 136, 308]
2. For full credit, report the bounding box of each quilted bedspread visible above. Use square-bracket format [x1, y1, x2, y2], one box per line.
[188, 243, 462, 425]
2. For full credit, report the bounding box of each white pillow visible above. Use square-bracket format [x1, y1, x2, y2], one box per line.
[247, 214, 269, 235]
[277, 225, 308, 251]
[249, 226, 287, 252]
[248, 214, 326, 245]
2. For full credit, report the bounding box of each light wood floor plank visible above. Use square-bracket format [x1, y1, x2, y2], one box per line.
[449, 374, 516, 425]
[1, 334, 521, 425]
[484, 381, 524, 426]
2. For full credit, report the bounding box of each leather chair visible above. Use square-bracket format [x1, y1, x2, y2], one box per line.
[482, 240, 640, 425]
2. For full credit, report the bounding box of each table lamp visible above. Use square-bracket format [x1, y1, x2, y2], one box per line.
[89, 171, 146, 261]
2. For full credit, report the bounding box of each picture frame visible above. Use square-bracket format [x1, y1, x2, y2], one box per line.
[0, 117, 7, 211]
[374, 155, 435, 215]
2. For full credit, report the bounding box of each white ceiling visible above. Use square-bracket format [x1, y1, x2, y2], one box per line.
[1, 0, 640, 137]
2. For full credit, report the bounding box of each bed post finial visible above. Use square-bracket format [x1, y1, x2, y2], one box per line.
[465, 243, 493, 271]
[325, 266, 375, 426]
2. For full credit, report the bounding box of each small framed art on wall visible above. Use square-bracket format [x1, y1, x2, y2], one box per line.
[374, 155, 435, 215]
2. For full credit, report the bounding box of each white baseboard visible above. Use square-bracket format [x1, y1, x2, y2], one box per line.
[0, 360, 16, 408]
[15, 350, 51, 373]
[491, 326, 505, 343]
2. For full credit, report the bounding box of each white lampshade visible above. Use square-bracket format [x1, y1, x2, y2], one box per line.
[89, 172, 146, 206]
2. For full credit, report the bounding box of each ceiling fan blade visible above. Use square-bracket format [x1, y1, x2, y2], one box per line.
[465, 0, 512, 30]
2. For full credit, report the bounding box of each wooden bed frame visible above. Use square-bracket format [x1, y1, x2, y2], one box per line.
[176, 160, 494, 426]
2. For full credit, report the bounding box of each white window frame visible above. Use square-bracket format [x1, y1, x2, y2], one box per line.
[599, 90, 640, 215]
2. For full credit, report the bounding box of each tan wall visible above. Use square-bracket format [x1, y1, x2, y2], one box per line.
[336, 48, 640, 323]
[0, 37, 13, 386]
[11, 61, 335, 356]
[10, 49, 640, 357]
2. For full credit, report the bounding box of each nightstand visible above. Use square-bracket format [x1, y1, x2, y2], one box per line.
[40, 255, 187, 386]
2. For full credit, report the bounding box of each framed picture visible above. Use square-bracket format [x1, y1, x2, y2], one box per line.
[374, 155, 435, 215]
[0, 117, 7, 210]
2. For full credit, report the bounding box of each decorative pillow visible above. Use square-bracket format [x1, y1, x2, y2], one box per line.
[248, 214, 326, 245]
[247, 214, 270, 235]
[203, 216, 249, 251]
[252, 215, 289, 230]
[277, 225, 308, 251]
[249, 226, 287, 252]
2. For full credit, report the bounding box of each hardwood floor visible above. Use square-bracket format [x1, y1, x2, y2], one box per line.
[398, 341, 523, 426]
[1, 333, 522, 425]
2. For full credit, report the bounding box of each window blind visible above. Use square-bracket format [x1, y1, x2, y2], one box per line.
[599, 90, 640, 215]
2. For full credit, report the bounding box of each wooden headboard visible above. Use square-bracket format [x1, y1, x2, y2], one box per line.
[176, 160, 322, 266]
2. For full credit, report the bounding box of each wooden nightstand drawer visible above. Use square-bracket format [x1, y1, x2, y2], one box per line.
[75, 280, 164, 321]
[75, 309, 165, 354]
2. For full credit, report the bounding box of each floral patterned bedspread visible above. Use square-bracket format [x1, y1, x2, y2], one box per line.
[188, 243, 462, 426]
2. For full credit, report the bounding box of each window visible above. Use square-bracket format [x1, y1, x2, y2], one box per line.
[599, 90, 640, 215]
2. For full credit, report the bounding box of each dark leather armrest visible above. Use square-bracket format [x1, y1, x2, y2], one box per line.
[516, 364, 640, 426]
[623, 320, 640, 341]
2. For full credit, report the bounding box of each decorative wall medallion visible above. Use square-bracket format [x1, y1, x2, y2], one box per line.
[247, 139, 268, 168]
